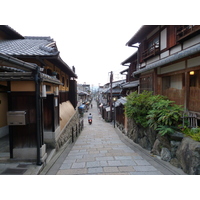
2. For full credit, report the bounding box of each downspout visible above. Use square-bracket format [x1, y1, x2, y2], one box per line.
[35, 66, 42, 166]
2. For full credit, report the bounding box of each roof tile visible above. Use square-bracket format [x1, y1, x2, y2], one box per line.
[0, 37, 59, 56]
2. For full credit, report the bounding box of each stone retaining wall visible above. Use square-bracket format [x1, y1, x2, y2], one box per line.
[55, 110, 84, 150]
[117, 118, 200, 175]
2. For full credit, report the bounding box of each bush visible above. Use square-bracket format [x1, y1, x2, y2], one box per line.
[181, 127, 200, 142]
[125, 91, 154, 127]
[147, 98, 183, 135]
[124, 91, 183, 136]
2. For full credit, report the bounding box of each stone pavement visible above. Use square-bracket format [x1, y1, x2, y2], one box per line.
[41, 101, 186, 175]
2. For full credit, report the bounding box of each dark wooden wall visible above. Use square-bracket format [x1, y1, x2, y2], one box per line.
[9, 92, 37, 148]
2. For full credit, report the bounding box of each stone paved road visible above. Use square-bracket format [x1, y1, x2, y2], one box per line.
[43, 101, 185, 175]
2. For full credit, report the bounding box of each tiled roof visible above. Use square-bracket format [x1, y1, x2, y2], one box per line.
[115, 97, 127, 107]
[0, 37, 59, 56]
[121, 80, 139, 89]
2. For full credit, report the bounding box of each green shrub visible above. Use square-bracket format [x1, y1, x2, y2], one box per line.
[124, 91, 183, 136]
[125, 91, 154, 127]
[146, 99, 183, 135]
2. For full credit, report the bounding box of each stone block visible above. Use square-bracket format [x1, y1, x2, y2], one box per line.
[161, 147, 171, 162]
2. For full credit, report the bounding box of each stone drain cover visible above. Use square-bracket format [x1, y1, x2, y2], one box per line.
[1, 168, 27, 175]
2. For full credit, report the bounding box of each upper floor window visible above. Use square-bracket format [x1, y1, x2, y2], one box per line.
[176, 25, 200, 41]
[142, 35, 159, 60]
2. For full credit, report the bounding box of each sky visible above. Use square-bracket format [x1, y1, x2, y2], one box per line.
[2, 0, 198, 87]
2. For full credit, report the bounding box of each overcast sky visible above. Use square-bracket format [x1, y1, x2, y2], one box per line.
[2, 0, 197, 87]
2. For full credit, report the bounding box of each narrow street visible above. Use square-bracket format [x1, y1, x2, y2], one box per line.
[41, 101, 185, 175]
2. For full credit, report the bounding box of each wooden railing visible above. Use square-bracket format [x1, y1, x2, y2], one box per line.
[142, 43, 159, 60]
[176, 25, 200, 41]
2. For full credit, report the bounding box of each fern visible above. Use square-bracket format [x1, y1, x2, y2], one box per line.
[125, 91, 183, 136]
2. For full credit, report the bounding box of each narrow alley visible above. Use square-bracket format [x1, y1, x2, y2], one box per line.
[41, 101, 185, 175]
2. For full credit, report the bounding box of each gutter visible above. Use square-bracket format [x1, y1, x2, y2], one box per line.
[133, 43, 200, 76]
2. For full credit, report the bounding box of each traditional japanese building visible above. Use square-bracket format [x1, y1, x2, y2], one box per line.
[0, 25, 78, 165]
[125, 25, 200, 125]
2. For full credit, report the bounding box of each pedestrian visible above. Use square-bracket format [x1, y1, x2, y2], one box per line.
[91, 103, 93, 108]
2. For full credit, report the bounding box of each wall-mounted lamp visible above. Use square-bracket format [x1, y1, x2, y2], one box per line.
[190, 71, 195, 75]
[113, 97, 117, 102]
[54, 97, 58, 107]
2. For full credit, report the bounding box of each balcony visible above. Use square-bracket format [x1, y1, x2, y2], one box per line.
[176, 25, 200, 41]
[142, 43, 160, 60]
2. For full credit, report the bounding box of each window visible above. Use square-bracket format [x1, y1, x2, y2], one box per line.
[162, 74, 185, 106]
[142, 35, 159, 60]
[162, 74, 184, 91]
[148, 36, 159, 51]
[176, 25, 200, 41]
[160, 28, 167, 50]
[140, 75, 153, 92]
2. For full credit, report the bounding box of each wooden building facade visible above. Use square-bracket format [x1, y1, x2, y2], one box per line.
[0, 26, 77, 164]
[124, 25, 200, 123]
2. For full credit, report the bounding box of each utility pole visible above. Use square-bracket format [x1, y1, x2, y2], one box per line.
[110, 71, 113, 122]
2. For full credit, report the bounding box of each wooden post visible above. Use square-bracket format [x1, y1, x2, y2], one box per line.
[110, 71, 113, 122]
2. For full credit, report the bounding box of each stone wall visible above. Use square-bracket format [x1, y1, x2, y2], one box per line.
[55, 110, 83, 150]
[120, 118, 200, 175]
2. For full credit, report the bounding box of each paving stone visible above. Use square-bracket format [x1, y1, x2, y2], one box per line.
[120, 160, 137, 166]
[76, 157, 96, 162]
[96, 156, 114, 161]
[88, 167, 103, 174]
[99, 161, 108, 167]
[108, 160, 124, 166]
[103, 166, 119, 173]
[56, 168, 87, 175]
[118, 166, 135, 172]
[114, 156, 132, 160]
[86, 161, 100, 168]
[71, 162, 85, 169]
[88, 151, 100, 154]
[133, 166, 158, 172]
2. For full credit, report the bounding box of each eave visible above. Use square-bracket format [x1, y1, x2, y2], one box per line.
[121, 51, 137, 66]
[126, 25, 158, 46]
